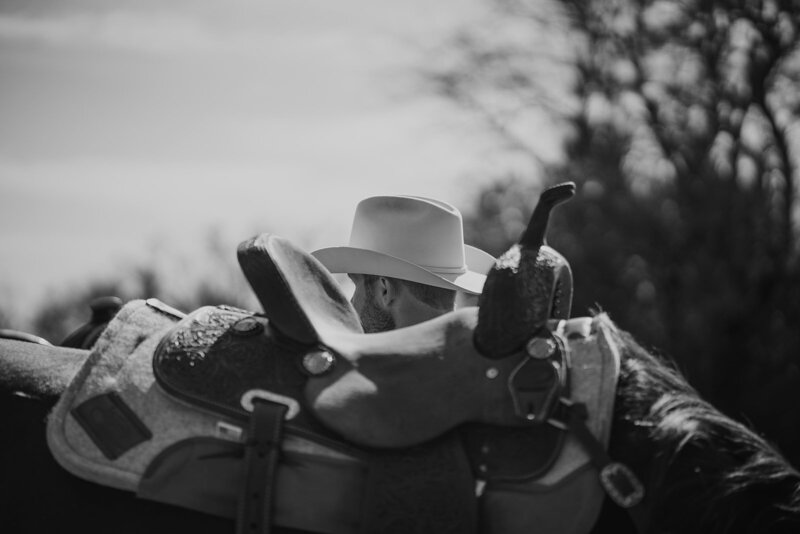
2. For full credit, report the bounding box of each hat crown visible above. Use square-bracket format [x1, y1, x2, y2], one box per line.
[349, 196, 467, 273]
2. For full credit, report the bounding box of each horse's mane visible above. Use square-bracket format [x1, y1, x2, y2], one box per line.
[598, 314, 800, 533]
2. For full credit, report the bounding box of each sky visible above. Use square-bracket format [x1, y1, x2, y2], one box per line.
[0, 0, 560, 324]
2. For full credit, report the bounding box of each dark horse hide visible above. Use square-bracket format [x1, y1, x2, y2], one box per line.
[2, 183, 800, 534]
[599, 325, 800, 533]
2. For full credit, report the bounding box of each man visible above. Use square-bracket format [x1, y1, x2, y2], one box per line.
[312, 195, 495, 333]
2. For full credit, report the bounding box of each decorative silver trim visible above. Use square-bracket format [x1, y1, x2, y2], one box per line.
[231, 317, 263, 337]
[216, 421, 243, 442]
[302, 350, 336, 376]
[526, 336, 557, 359]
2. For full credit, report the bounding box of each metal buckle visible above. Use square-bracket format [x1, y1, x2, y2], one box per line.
[600, 462, 645, 508]
[240, 389, 300, 420]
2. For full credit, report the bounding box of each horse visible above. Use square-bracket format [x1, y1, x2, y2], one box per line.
[2, 183, 799, 534]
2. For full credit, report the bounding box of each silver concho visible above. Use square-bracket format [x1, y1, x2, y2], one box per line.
[526, 336, 557, 359]
[231, 316, 263, 337]
[302, 350, 336, 376]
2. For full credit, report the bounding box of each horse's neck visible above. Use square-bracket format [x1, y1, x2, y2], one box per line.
[0, 341, 89, 401]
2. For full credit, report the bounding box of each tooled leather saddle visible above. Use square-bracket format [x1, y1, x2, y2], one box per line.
[47, 231, 642, 534]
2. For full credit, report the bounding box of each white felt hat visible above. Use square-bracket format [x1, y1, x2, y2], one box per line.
[312, 195, 495, 295]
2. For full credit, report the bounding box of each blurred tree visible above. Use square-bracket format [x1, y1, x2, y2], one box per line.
[429, 0, 800, 463]
[23, 229, 259, 345]
[31, 280, 127, 345]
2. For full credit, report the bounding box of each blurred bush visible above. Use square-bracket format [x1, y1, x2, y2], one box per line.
[0, 229, 260, 345]
[431, 0, 800, 464]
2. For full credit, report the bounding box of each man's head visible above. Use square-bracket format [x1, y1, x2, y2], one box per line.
[347, 273, 457, 332]
[312, 195, 495, 332]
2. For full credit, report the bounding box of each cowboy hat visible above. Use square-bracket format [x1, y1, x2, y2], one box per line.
[312, 195, 495, 295]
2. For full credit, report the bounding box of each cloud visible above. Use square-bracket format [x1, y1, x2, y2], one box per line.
[0, 0, 483, 58]
[0, 0, 494, 321]
[0, 11, 242, 55]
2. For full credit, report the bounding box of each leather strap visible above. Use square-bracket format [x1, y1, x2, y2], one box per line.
[562, 400, 649, 533]
[237, 400, 287, 534]
[508, 331, 568, 423]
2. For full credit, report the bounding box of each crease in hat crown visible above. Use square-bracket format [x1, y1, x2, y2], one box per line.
[311, 194, 496, 294]
[348, 195, 468, 274]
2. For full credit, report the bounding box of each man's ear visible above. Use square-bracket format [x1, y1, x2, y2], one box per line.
[375, 276, 397, 308]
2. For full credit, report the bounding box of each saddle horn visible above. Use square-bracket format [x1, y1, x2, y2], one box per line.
[475, 182, 576, 359]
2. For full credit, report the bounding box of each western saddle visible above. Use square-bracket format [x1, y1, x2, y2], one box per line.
[46, 183, 645, 534]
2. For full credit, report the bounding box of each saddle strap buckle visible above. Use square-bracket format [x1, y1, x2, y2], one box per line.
[599, 462, 645, 508]
[241, 389, 300, 420]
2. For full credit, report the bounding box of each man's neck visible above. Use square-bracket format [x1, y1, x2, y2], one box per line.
[391, 294, 452, 329]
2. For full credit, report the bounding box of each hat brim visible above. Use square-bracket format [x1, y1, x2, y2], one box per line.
[312, 245, 494, 295]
